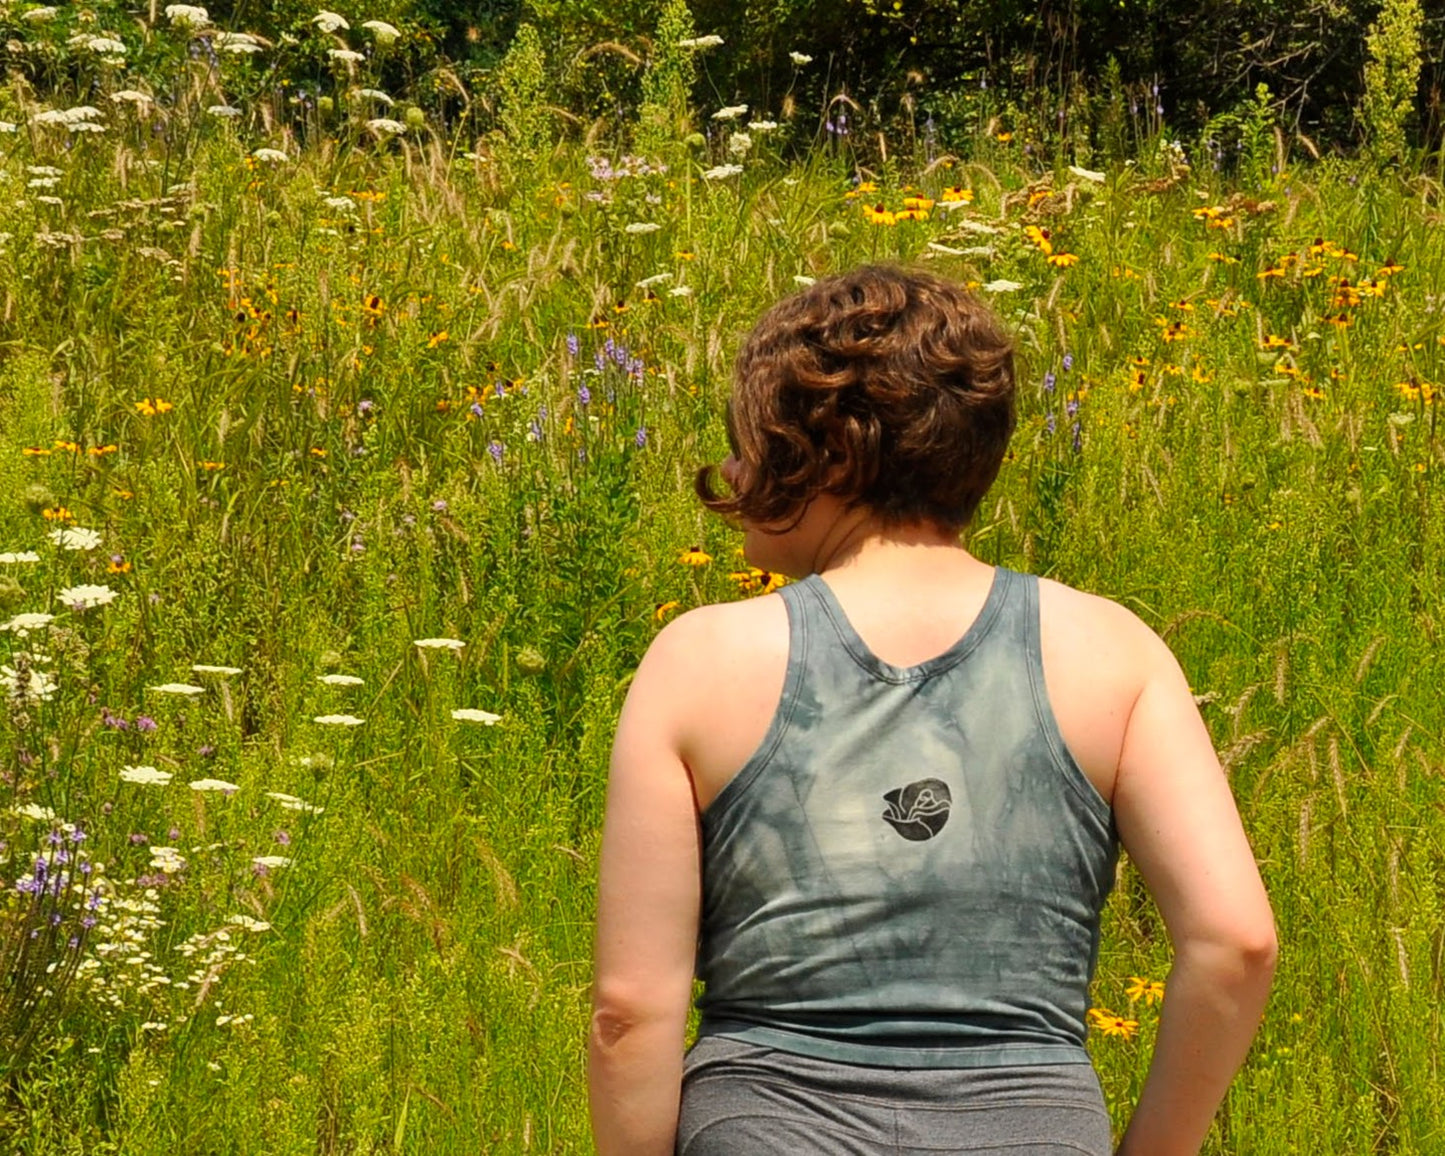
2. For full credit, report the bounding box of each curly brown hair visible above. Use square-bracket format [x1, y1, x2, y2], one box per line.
[695, 264, 1016, 533]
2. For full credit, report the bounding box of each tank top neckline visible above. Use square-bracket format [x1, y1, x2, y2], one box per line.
[801, 564, 1013, 684]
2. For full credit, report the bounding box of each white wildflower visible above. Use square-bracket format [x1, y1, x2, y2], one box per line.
[317, 673, 363, 686]
[327, 48, 364, 63]
[164, 5, 210, 29]
[206, 105, 243, 119]
[251, 148, 288, 163]
[189, 778, 240, 793]
[192, 664, 242, 676]
[265, 791, 323, 814]
[34, 196, 65, 206]
[149, 683, 205, 696]
[0, 552, 39, 563]
[677, 35, 724, 49]
[747, 120, 778, 132]
[789, 51, 813, 66]
[323, 195, 357, 211]
[635, 272, 673, 288]
[668, 285, 694, 297]
[83, 37, 128, 57]
[312, 10, 349, 33]
[59, 584, 117, 610]
[13, 804, 58, 822]
[228, 914, 272, 932]
[252, 855, 292, 869]
[361, 19, 399, 45]
[702, 164, 744, 180]
[119, 765, 173, 786]
[712, 104, 748, 121]
[451, 708, 501, 724]
[1, 666, 57, 703]
[0, 123, 16, 134]
[214, 31, 260, 50]
[313, 713, 364, 726]
[1068, 164, 1106, 183]
[366, 118, 407, 135]
[413, 637, 464, 651]
[149, 846, 186, 873]
[2, 612, 54, 635]
[220, 39, 262, 54]
[794, 274, 816, 286]
[68, 123, 106, 134]
[353, 88, 393, 105]
[727, 131, 753, 157]
[139, 1021, 168, 1031]
[110, 90, 153, 106]
[21, 7, 58, 21]
[27, 177, 59, 189]
[624, 222, 662, 235]
[982, 279, 1025, 293]
[26, 166, 61, 176]
[48, 525, 102, 551]
[32, 107, 103, 127]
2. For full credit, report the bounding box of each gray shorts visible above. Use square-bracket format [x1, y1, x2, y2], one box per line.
[677, 1036, 1112, 1155]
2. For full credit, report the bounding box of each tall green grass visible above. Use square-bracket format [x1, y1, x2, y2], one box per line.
[0, 106, 1443, 1152]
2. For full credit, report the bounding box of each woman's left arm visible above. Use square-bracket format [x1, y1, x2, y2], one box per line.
[589, 615, 705, 1156]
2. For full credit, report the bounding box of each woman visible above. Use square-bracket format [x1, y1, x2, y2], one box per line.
[589, 265, 1276, 1155]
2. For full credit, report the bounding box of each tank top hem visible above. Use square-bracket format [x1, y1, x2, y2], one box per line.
[697, 1020, 1092, 1070]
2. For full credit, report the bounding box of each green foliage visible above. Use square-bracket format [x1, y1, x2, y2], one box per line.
[1361, 0, 1424, 166]
[495, 22, 550, 154]
[635, 0, 697, 157]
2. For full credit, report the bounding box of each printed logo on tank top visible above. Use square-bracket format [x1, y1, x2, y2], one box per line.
[881, 778, 952, 841]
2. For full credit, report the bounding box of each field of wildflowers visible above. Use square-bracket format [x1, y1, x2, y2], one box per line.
[1, 5, 1444, 1154]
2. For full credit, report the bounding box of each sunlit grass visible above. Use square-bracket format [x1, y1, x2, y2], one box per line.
[0, 68, 1443, 1152]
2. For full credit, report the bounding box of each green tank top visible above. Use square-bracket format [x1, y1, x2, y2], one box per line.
[694, 565, 1119, 1068]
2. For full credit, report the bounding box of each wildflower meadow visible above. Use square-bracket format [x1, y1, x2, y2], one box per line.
[0, 2, 1444, 1153]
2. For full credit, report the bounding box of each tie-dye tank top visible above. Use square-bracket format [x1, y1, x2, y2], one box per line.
[694, 565, 1119, 1068]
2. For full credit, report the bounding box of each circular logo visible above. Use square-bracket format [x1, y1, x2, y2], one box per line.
[881, 778, 952, 841]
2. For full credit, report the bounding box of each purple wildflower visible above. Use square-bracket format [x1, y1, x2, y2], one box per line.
[1066, 398, 1079, 418]
[357, 398, 375, 415]
[275, 830, 291, 846]
[135, 716, 157, 733]
[635, 426, 648, 448]
[1046, 413, 1057, 435]
[1044, 372, 1056, 393]
[566, 333, 579, 357]
[1063, 353, 1074, 372]
[469, 402, 484, 418]
[578, 385, 592, 407]
[1071, 421, 1082, 453]
[594, 350, 607, 373]
[431, 499, 448, 513]
[487, 442, 505, 463]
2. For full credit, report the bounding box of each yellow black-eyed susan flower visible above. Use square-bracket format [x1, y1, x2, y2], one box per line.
[678, 545, 712, 566]
[654, 601, 681, 622]
[1125, 977, 1165, 1005]
[1086, 1007, 1139, 1038]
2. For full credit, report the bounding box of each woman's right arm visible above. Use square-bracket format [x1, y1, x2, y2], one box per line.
[1110, 620, 1279, 1156]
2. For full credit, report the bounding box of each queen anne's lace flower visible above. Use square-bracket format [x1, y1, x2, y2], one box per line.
[361, 20, 399, 44]
[413, 637, 464, 650]
[150, 682, 205, 695]
[317, 673, 363, 686]
[120, 765, 173, 786]
[190, 778, 240, 792]
[452, 708, 502, 724]
[312, 10, 349, 33]
[59, 584, 117, 610]
[48, 525, 102, 550]
[164, 5, 210, 29]
[313, 713, 364, 726]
